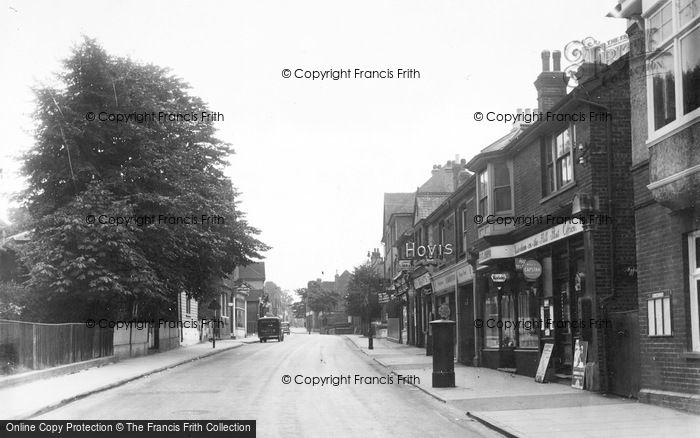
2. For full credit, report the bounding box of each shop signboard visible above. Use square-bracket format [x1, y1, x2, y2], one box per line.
[378, 292, 390, 304]
[398, 259, 413, 270]
[571, 340, 589, 389]
[479, 245, 515, 264]
[456, 263, 474, 285]
[515, 257, 527, 270]
[432, 272, 456, 294]
[535, 343, 554, 383]
[514, 222, 583, 256]
[413, 272, 431, 290]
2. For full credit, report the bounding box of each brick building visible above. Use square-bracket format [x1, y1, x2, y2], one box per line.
[610, 0, 700, 413]
[464, 48, 638, 394]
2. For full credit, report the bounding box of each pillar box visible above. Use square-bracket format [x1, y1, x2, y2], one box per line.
[430, 318, 455, 388]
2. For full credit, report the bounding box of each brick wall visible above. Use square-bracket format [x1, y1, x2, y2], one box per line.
[634, 166, 700, 413]
[510, 59, 636, 391]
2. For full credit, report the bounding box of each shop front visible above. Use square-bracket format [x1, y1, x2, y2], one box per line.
[412, 270, 432, 349]
[478, 221, 585, 377]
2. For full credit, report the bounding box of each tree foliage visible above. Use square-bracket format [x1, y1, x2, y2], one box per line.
[295, 283, 338, 314]
[345, 262, 383, 319]
[18, 37, 268, 322]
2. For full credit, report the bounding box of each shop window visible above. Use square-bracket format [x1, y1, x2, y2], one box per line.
[501, 294, 516, 347]
[484, 292, 499, 347]
[689, 231, 700, 351]
[517, 287, 539, 348]
[647, 291, 672, 336]
[646, 0, 700, 136]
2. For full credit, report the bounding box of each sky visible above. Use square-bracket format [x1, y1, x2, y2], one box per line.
[0, 0, 626, 292]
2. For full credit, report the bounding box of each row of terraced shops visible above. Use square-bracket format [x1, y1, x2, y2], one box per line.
[381, 6, 700, 413]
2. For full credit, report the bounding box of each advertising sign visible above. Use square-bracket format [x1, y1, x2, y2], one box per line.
[413, 272, 431, 290]
[523, 260, 542, 280]
[535, 343, 554, 383]
[571, 340, 589, 389]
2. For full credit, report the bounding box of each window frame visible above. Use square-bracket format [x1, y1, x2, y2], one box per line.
[647, 292, 672, 336]
[478, 170, 489, 215]
[543, 125, 576, 196]
[689, 230, 700, 351]
[476, 161, 514, 217]
[645, 0, 700, 141]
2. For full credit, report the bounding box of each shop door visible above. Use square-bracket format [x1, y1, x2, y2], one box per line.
[607, 310, 640, 398]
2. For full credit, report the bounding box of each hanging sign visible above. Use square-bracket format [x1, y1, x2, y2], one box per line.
[490, 273, 509, 283]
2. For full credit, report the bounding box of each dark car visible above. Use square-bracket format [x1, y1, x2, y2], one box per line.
[257, 317, 284, 343]
[281, 322, 290, 335]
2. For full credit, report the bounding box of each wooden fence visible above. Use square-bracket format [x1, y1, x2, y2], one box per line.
[0, 319, 113, 373]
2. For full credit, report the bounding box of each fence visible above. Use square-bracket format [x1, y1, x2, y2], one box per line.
[0, 319, 113, 374]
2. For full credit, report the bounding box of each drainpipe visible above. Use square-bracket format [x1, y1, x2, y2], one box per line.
[575, 97, 615, 392]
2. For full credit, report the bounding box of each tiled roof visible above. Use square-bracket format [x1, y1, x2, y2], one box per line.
[480, 128, 522, 153]
[415, 194, 450, 221]
[236, 262, 265, 281]
[418, 169, 455, 192]
[383, 193, 415, 225]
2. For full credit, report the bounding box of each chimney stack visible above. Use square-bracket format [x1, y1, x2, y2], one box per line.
[552, 50, 562, 71]
[534, 49, 567, 113]
[541, 50, 551, 72]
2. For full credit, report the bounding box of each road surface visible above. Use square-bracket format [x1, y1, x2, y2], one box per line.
[36, 329, 499, 437]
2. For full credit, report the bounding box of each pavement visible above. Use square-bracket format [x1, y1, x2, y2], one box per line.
[0, 337, 258, 420]
[345, 335, 700, 438]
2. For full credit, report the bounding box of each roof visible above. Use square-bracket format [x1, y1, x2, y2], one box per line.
[418, 168, 456, 192]
[236, 262, 265, 281]
[414, 194, 450, 221]
[383, 193, 415, 226]
[466, 126, 526, 171]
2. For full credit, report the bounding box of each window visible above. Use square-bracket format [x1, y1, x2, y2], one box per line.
[681, 25, 700, 114]
[646, 1, 700, 136]
[493, 162, 512, 213]
[647, 291, 672, 336]
[185, 296, 191, 314]
[484, 291, 499, 348]
[544, 126, 574, 194]
[477, 162, 513, 217]
[517, 287, 539, 348]
[689, 230, 700, 351]
[650, 50, 676, 129]
[460, 206, 468, 254]
[501, 294, 516, 347]
[478, 171, 488, 215]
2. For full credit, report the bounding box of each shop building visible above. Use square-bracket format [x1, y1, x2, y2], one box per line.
[381, 161, 468, 343]
[610, 0, 700, 413]
[466, 49, 638, 394]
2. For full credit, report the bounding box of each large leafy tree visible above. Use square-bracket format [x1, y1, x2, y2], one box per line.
[345, 262, 383, 327]
[295, 283, 338, 315]
[19, 37, 268, 322]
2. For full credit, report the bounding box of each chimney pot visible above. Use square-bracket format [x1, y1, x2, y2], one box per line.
[541, 50, 551, 72]
[552, 50, 562, 71]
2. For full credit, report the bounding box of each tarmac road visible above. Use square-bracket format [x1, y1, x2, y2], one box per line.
[36, 329, 500, 438]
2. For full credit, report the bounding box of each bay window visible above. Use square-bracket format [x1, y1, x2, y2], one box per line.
[646, 0, 700, 136]
[476, 161, 514, 217]
[478, 171, 488, 215]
